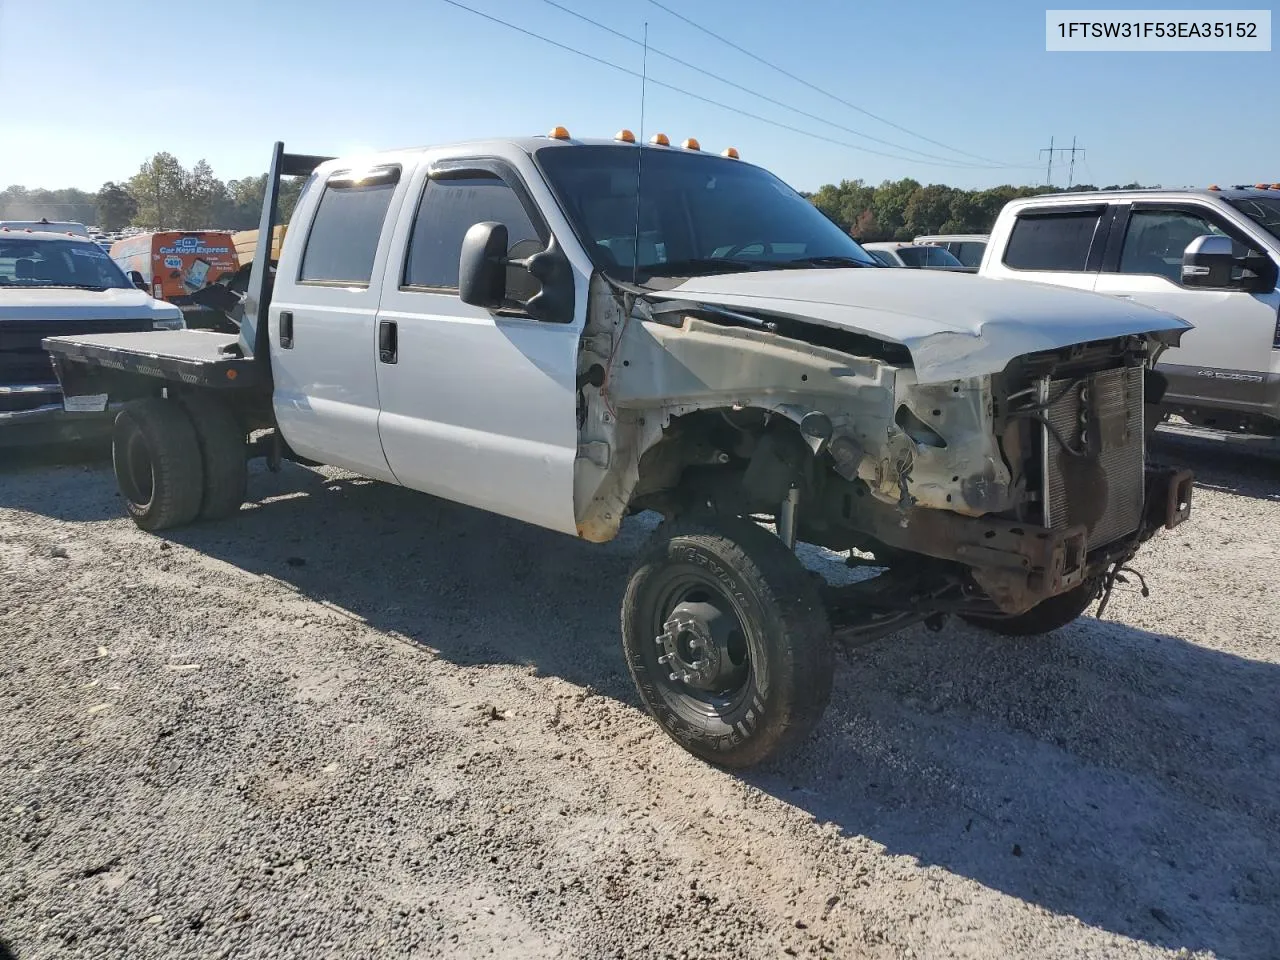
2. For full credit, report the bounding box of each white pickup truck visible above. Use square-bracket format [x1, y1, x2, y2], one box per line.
[1, 229, 183, 446]
[980, 187, 1280, 443]
[43, 134, 1193, 768]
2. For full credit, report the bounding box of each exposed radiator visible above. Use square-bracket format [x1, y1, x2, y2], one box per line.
[1041, 365, 1145, 550]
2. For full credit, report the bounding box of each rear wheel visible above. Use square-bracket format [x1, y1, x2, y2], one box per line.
[961, 579, 1101, 637]
[179, 394, 247, 521]
[112, 399, 203, 531]
[621, 516, 833, 768]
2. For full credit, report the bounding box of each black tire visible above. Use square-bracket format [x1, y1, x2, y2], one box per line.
[961, 579, 1101, 637]
[112, 399, 204, 531]
[621, 516, 833, 769]
[179, 393, 247, 521]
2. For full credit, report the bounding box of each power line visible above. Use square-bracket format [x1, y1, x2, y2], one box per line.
[646, 0, 1030, 169]
[536, 0, 1018, 169]
[438, 0, 1032, 170]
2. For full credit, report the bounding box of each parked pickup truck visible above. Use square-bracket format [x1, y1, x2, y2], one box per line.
[43, 134, 1193, 768]
[1, 229, 183, 446]
[980, 187, 1280, 442]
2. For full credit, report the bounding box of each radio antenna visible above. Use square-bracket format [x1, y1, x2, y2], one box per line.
[632, 20, 648, 284]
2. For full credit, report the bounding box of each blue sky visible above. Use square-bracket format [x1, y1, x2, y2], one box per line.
[1, 0, 1274, 192]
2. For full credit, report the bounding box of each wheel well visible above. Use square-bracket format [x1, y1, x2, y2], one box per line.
[629, 407, 814, 518]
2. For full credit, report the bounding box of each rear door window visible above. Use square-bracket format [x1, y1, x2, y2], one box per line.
[1003, 210, 1102, 272]
[299, 167, 401, 285]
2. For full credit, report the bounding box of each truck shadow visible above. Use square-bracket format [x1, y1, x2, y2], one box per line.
[10, 461, 1280, 958]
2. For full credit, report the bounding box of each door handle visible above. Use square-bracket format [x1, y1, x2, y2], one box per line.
[279, 311, 294, 349]
[378, 319, 398, 364]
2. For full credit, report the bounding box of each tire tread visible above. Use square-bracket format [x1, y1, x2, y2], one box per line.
[622, 516, 833, 768]
[179, 393, 247, 521]
[113, 399, 204, 531]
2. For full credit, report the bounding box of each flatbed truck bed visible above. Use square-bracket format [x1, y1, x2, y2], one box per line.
[43, 330, 261, 389]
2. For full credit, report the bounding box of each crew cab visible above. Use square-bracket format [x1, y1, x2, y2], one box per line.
[1, 229, 183, 445]
[42, 134, 1193, 768]
[980, 187, 1280, 439]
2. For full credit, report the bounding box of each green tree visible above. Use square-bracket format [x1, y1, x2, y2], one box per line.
[96, 182, 138, 231]
[179, 159, 228, 228]
[872, 178, 921, 240]
[0, 185, 97, 225]
[129, 152, 188, 229]
[903, 184, 956, 237]
[222, 173, 306, 230]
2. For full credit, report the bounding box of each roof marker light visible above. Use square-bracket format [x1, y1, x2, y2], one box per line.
[614, 129, 636, 143]
[649, 133, 670, 146]
[548, 125, 571, 140]
[722, 146, 740, 159]
[682, 137, 701, 151]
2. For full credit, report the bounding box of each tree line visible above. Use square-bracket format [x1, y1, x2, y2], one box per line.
[0, 152, 305, 233]
[1, 150, 1150, 239]
[804, 178, 1150, 241]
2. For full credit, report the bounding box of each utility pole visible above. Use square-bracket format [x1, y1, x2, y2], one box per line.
[1040, 137, 1087, 188]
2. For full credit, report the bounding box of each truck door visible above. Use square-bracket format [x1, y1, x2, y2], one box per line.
[1093, 202, 1280, 420]
[373, 159, 582, 534]
[269, 164, 408, 481]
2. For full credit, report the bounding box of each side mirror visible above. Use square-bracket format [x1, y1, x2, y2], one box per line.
[458, 221, 508, 309]
[1182, 234, 1278, 292]
[458, 222, 577, 323]
[128, 269, 148, 291]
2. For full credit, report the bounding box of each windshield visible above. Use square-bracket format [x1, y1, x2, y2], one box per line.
[536, 145, 877, 278]
[1227, 196, 1280, 243]
[0, 236, 133, 290]
[897, 245, 964, 268]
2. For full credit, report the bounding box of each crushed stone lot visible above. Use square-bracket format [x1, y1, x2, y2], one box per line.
[2, 440, 1278, 960]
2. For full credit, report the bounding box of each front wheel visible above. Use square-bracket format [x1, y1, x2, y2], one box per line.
[621, 517, 833, 769]
[961, 579, 1101, 637]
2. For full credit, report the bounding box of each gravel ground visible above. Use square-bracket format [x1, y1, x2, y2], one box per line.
[2, 439, 1278, 960]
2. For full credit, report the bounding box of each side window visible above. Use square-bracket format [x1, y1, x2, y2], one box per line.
[1117, 209, 1240, 284]
[1003, 210, 1101, 272]
[953, 242, 986, 268]
[298, 168, 400, 285]
[403, 174, 543, 299]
